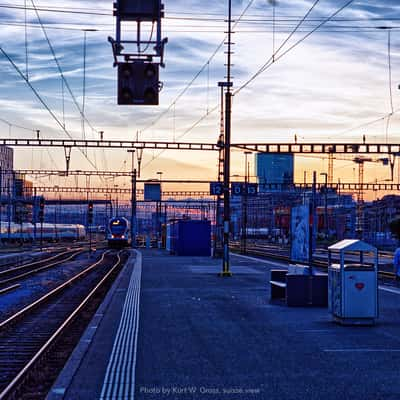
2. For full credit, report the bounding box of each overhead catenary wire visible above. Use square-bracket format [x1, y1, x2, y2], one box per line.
[1, 17, 400, 33]
[385, 28, 394, 143]
[235, 0, 355, 95]
[28, 1, 107, 176]
[138, 0, 257, 173]
[1, 4, 400, 24]
[141, 104, 219, 170]
[139, 0, 256, 136]
[0, 45, 99, 170]
[29, 1, 100, 137]
[0, 117, 34, 132]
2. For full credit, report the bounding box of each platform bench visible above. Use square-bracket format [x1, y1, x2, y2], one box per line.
[270, 270, 288, 300]
[270, 269, 328, 307]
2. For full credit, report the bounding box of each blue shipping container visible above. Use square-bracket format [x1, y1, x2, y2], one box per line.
[167, 220, 211, 256]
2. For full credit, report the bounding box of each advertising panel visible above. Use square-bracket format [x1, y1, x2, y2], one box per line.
[290, 205, 310, 263]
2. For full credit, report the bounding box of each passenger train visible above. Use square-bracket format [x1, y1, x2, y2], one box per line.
[107, 217, 130, 248]
[0, 222, 86, 242]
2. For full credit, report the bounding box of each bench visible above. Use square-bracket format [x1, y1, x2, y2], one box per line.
[270, 270, 288, 300]
[270, 268, 328, 307]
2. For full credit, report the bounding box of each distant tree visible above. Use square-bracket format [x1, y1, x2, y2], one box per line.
[389, 218, 400, 240]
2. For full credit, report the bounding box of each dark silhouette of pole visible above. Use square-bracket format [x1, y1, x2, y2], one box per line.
[128, 149, 136, 248]
[242, 151, 251, 254]
[320, 172, 328, 239]
[221, 0, 233, 277]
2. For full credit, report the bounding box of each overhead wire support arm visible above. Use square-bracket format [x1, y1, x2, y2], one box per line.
[2, 138, 400, 154]
[109, 0, 167, 66]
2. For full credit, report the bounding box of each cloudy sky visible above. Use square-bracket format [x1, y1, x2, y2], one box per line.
[0, 0, 400, 193]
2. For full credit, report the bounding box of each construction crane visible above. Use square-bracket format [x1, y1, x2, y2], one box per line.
[310, 150, 393, 238]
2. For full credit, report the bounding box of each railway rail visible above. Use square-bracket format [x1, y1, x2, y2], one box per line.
[0, 248, 84, 289]
[0, 249, 129, 399]
[230, 242, 396, 280]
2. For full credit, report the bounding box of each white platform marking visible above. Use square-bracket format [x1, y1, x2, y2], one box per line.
[100, 250, 142, 400]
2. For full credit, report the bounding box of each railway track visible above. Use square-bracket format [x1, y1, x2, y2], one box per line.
[0, 249, 129, 399]
[230, 242, 396, 280]
[0, 248, 84, 289]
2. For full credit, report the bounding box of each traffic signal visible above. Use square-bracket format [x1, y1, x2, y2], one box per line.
[88, 201, 94, 225]
[118, 62, 159, 105]
[38, 197, 45, 223]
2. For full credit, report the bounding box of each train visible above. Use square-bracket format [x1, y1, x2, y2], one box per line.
[107, 217, 130, 248]
[0, 222, 86, 242]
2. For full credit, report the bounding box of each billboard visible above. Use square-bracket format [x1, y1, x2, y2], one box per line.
[290, 205, 309, 263]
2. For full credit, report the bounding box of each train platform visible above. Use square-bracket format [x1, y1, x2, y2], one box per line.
[48, 249, 400, 400]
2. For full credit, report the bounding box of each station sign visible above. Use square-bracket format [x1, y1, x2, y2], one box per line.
[210, 182, 223, 196]
[231, 182, 258, 197]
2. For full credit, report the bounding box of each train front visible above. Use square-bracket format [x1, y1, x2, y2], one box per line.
[107, 217, 130, 248]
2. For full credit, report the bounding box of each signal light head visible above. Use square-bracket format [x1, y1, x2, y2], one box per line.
[144, 64, 156, 79]
[121, 88, 133, 104]
[144, 88, 157, 104]
[121, 64, 132, 78]
[117, 62, 159, 105]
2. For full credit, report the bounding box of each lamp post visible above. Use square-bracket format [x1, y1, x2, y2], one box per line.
[320, 172, 328, 239]
[128, 150, 137, 248]
[242, 151, 251, 254]
[156, 171, 163, 245]
[114, 185, 119, 216]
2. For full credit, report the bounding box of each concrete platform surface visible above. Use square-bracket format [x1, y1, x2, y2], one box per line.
[49, 250, 400, 400]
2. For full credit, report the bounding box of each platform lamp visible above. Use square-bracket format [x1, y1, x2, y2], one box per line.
[127, 149, 137, 248]
[156, 171, 163, 245]
[243, 151, 252, 254]
[320, 172, 328, 239]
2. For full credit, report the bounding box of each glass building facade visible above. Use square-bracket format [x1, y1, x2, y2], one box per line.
[255, 153, 294, 191]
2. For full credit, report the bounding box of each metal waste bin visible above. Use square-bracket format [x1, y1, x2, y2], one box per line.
[328, 239, 378, 325]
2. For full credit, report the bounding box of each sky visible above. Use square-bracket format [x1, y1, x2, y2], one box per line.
[0, 0, 400, 197]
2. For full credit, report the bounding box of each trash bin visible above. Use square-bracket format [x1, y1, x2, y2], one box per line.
[328, 239, 378, 325]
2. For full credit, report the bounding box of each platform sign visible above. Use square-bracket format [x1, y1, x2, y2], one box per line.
[231, 182, 258, 197]
[246, 183, 258, 197]
[231, 182, 244, 196]
[144, 182, 161, 201]
[290, 205, 310, 263]
[210, 182, 223, 196]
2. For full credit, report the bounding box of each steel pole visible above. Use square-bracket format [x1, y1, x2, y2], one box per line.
[128, 150, 136, 248]
[0, 168, 2, 246]
[221, 0, 233, 277]
[131, 169, 137, 248]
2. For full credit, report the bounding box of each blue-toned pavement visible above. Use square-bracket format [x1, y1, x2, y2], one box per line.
[49, 250, 400, 400]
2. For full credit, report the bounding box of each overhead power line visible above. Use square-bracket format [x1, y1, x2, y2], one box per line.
[30, 1, 99, 137]
[139, 0, 256, 173]
[0, 117, 34, 132]
[1, 19, 399, 33]
[140, 0, 256, 136]
[235, 0, 355, 95]
[0, 45, 99, 170]
[0, 4, 399, 23]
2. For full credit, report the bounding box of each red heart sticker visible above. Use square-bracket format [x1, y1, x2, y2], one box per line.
[355, 282, 365, 291]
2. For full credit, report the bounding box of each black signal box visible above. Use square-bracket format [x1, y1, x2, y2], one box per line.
[118, 62, 159, 105]
[115, 0, 161, 21]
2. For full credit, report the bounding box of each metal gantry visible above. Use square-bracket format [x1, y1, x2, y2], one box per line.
[3, 138, 400, 154]
[0, 138, 219, 151]
[31, 186, 211, 196]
